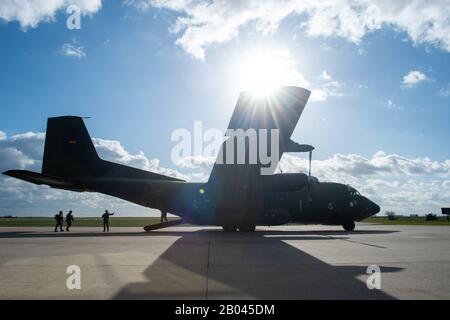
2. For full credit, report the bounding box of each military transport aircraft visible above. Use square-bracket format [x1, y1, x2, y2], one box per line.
[3, 86, 380, 232]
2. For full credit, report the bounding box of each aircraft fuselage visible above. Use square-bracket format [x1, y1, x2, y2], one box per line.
[131, 176, 381, 230]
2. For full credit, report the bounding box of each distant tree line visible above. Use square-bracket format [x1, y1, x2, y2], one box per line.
[385, 211, 440, 221]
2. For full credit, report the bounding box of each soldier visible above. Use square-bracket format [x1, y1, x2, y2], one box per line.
[66, 210, 74, 231]
[102, 210, 115, 232]
[54, 211, 64, 232]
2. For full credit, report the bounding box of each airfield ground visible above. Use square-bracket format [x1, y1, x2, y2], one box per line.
[0, 224, 449, 299]
[0, 217, 172, 227]
[1, 216, 449, 227]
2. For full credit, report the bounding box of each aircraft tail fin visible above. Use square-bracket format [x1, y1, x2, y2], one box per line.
[3, 116, 184, 207]
[39, 116, 183, 182]
[42, 116, 100, 178]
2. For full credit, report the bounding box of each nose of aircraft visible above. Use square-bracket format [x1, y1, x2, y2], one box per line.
[370, 201, 380, 214]
[357, 197, 380, 219]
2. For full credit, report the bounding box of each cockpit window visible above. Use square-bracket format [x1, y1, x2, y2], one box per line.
[347, 186, 360, 197]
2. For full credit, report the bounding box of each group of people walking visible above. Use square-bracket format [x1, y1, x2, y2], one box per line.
[54, 210, 74, 232]
[54, 210, 115, 232]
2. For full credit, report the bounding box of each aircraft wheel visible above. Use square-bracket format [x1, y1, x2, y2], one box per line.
[342, 220, 355, 231]
[238, 225, 256, 232]
[223, 225, 237, 232]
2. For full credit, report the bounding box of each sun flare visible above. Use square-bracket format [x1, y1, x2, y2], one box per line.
[232, 47, 302, 97]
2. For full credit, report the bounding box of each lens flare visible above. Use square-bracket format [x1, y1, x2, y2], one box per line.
[232, 47, 303, 98]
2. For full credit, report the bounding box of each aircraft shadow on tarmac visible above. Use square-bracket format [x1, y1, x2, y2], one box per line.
[0, 228, 398, 239]
[0, 231, 152, 238]
[105, 229, 402, 300]
[0, 228, 402, 299]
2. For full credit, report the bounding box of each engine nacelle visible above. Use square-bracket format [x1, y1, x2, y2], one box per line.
[262, 173, 308, 192]
[260, 210, 291, 226]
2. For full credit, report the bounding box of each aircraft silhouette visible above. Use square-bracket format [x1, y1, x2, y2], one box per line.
[3, 86, 379, 232]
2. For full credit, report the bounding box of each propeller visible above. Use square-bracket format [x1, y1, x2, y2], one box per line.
[308, 149, 312, 178]
[306, 149, 314, 210]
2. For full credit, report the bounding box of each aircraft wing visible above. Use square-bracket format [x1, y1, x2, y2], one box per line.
[209, 86, 311, 183]
[204, 86, 311, 227]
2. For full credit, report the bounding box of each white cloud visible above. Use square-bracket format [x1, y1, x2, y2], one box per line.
[0, 148, 35, 171]
[320, 43, 333, 51]
[320, 70, 332, 81]
[93, 138, 188, 180]
[5, 1, 448, 61]
[3, 1, 450, 60]
[438, 84, 450, 97]
[402, 70, 427, 87]
[123, 0, 152, 12]
[175, 155, 216, 170]
[310, 81, 343, 102]
[277, 151, 450, 215]
[175, 150, 450, 215]
[386, 99, 395, 108]
[125, 0, 450, 60]
[310, 89, 329, 102]
[0, 130, 187, 216]
[1, 129, 449, 217]
[61, 42, 86, 58]
[278, 151, 449, 179]
[0, 0, 102, 29]
[0, 131, 5, 140]
[0, 132, 45, 173]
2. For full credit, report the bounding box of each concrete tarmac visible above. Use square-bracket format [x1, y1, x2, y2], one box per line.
[0, 224, 449, 299]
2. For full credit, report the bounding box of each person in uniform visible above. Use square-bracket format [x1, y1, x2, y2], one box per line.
[54, 211, 64, 232]
[66, 210, 74, 231]
[102, 210, 115, 232]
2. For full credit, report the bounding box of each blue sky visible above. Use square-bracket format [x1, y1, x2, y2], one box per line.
[0, 0, 449, 216]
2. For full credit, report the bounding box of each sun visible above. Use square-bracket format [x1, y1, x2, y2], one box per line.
[232, 47, 301, 97]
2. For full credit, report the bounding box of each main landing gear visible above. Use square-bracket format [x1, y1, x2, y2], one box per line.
[342, 220, 355, 231]
[222, 225, 256, 232]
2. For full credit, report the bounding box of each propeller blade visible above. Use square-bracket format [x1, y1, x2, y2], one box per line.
[308, 150, 312, 177]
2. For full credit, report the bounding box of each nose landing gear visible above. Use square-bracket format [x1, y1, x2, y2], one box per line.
[238, 225, 256, 232]
[222, 225, 256, 232]
[222, 225, 237, 232]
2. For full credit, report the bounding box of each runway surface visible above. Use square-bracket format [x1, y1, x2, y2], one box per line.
[0, 224, 449, 299]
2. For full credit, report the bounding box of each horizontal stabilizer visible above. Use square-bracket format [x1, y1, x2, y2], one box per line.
[2, 170, 84, 192]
